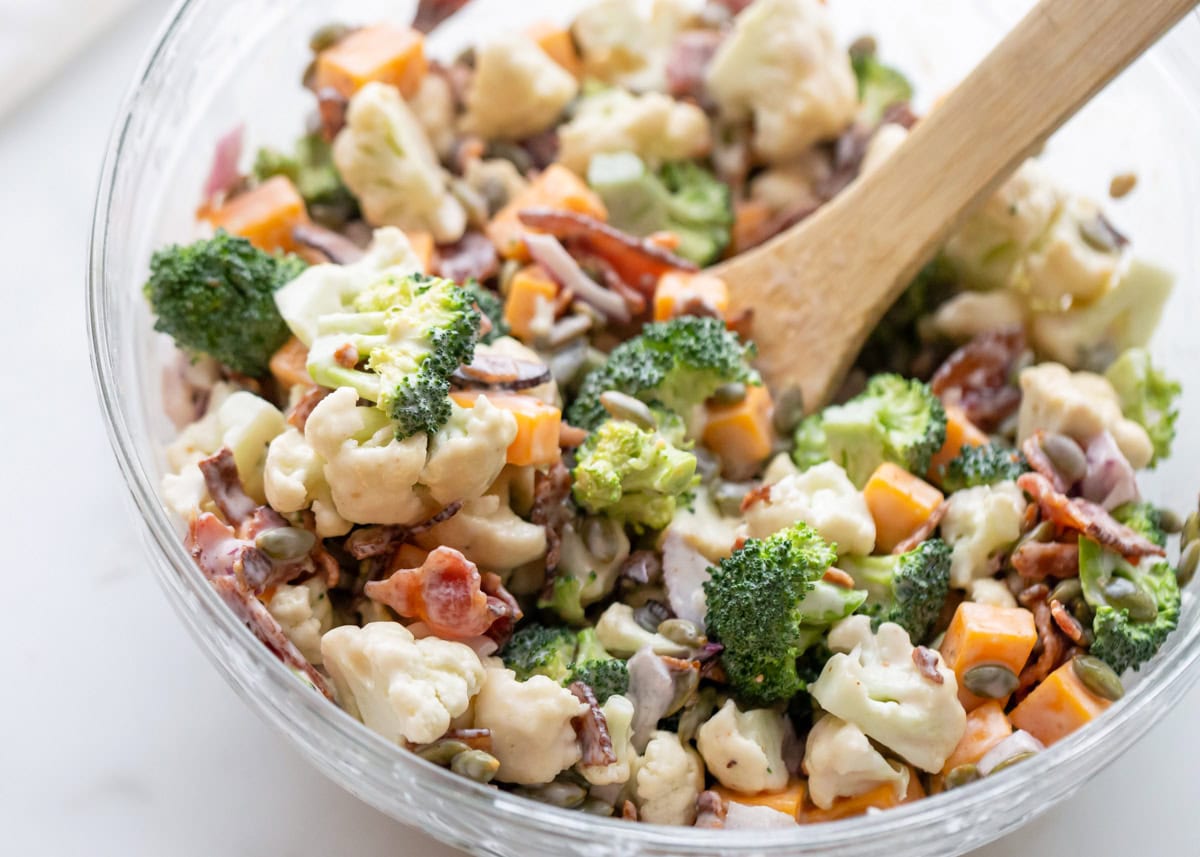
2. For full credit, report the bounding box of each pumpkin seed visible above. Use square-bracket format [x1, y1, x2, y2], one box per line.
[1102, 577, 1158, 622]
[1050, 578, 1083, 607]
[584, 517, 622, 563]
[962, 664, 1019, 699]
[1039, 433, 1087, 484]
[599, 391, 656, 430]
[1158, 508, 1184, 535]
[1182, 512, 1200, 547]
[710, 382, 747, 406]
[989, 751, 1037, 774]
[658, 618, 706, 648]
[450, 749, 500, 784]
[515, 780, 588, 809]
[1177, 540, 1200, 588]
[943, 764, 980, 791]
[772, 387, 807, 436]
[580, 798, 615, 816]
[1072, 654, 1124, 701]
[309, 22, 353, 53]
[634, 600, 672, 633]
[712, 481, 748, 517]
[255, 526, 316, 561]
[1023, 520, 1057, 544]
[416, 739, 471, 766]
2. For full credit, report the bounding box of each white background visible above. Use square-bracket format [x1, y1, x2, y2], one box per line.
[1, 1, 1197, 855]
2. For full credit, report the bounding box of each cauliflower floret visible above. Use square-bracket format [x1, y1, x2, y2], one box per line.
[558, 89, 711, 175]
[573, 0, 700, 93]
[632, 730, 706, 825]
[333, 82, 466, 243]
[267, 579, 334, 665]
[803, 714, 909, 810]
[696, 700, 791, 794]
[1021, 196, 1125, 309]
[580, 694, 637, 786]
[742, 461, 876, 555]
[409, 72, 456, 160]
[415, 490, 547, 574]
[930, 290, 1027, 343]
[706, 0, 856, 163]
[306, 387, 430, 526]
[263, 427, 352, 537]
[473, 665, 587, 784]
[969, 577, 1018, 609]
[464, 159, 530, 217]
[274, 227, 423, 346]
[558, 518, 632, 606]
[594, 603, 689, 658]
[161, 388, 286, 515]
[940, 482, 1027, 588]
[421, 398, 518, 505]
[748, 150, 831, 215]
[1017, 362, 1153, 469]
[320, 621, 485, 745]
[465, 34, 578, 140]
[808, 616, 965, 773]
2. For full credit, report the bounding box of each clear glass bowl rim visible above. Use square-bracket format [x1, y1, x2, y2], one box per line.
[86, 2, 1200, 854]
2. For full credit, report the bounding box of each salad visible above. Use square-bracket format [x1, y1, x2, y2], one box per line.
[149, 0, 1195, 830]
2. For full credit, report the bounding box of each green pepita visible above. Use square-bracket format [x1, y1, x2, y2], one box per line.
[514, 780, 588, 809]
[1102, 577, 1158, 623]
[658, 618, 706, 648]
[1039, 433, 1087, 484]
[1182, 512, 1200, 547]
[584, 517, 622, 563]
[989, 750, 1037, 774]
[772, 386, 807, 436]
[599, 391, 657, 430]
[712, 481, 748, 517]
[962, 664, 1020, 700]
[1049, 578, 1083, 607]
[710, 382, 748, 406]
[415, 739, 471, 766]
[1177, 540, 1200, 588]
[1071, 655, 1124, 701]
[943, 764, 981, 791]
[309, 22, 353, 53]
[450, 749, 500, 784]
[1159, 508, 1184, 535]
[580, 798, 615, 816]
[255, 526, 316, 561]
[1023, 520, 1057, 545]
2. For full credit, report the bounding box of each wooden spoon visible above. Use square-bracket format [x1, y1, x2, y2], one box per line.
[713, 0, 1198, 410]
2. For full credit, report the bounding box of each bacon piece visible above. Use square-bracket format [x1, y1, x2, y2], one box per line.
[1016, 583, 1068, 699]
[823, 567, 857, 589]
[567, 244, 649, 317]
[198, 448, 258, 524]
[666, 30, 724, 102]
[931, 327, 1026, 432]
[287, 386, 332, 431]
[442, 727, 492, 753]
[568, 682, 618, 767]
[1020, 432, 1070, 493]
[1011, 540, 1080, 581]
[436, 231, 499, 284]
[891, 501, 949, 555]
[695, 791, 727, 829]
[739, 483, 771, 513]
[412, 0, 474, 33]
[621, 800, 639, 821]
[316, 87, 349, 142]
[532, 461, 573, 573]
[816, 123, 872, 200]
[912, 646, 944, 684]
[365, 546, 502, 640]
[343, 502, 464, 560]
[518, 208, 697, 297]
[481, 571, 523, 649]
[1017, 472, 1165, 560]
[292, 222, 365, 264]
[1050, 599, 1087, 645]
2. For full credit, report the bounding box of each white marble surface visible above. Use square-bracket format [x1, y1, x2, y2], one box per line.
[1, 2, 1198, 855]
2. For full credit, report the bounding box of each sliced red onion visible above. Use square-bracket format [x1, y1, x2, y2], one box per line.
[203, 124, 244, 204]
[1080, 431, 1140, 511]
[628, 646, 675, 752]
[523, 232, 631, 323]
[977, 729, 1045, 776]
[724, 802, 798, 829]
[662, 531, 712, 631]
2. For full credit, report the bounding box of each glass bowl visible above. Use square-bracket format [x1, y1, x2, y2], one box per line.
[87, 1, 1200, 855]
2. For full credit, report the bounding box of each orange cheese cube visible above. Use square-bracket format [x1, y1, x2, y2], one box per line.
[269, 337, 314, 390]
[941, 700, 1013, 774]
[702, 385, 775, 476]
[1010, 659, 1112, 746]
[404, 230, 435, 274]
[205, 175, 309, 254]
[314, 23, 427, 100]
[928, 405, 991, 481]
[715, 781, 806, 820]
[450, 391, 562, 467]
[487, 164, 607, 261]
[862, 462, 945, 553]
[940, 602, 1038, 711]
[525, 22, 582, 77]
[729, 199, 772, 257]
[653, 271, 730, 322]
[503, 265, 559, 342]
[797, 770, 923, 824]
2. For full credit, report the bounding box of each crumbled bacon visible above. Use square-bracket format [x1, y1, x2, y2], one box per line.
[739, 483, 772, 513]
[1021, 432, 1070, 493]
[1011, 540, 1080, 580]
[316, 87, 349, 141]
[912, 646, 944, 684]
[333, 342, 359, 369]
[891, 501, 949, 555]
[481, 571, 523, 649]
[287, 386, 332, 431]
[518, 208, 697, 297]
[568, 682, 618, 767]
[666, 30, 724, 102]
[694, 791, 727, 829]
[365, 546, 502, 640]
[412, 0, 474, 33]
[532, 461, 573, 573]
[822, 567, 857, 589]
[435, 231, 499, 283]
[816, 123, 872, 200]
[441, 727, 492, 753]
[1050, 599, 1087, 645]
[621, 800, 639, 821]
[198, 448, 258, 524]
[931, 327, 1026, 432]
[1016, 583, 1068, 698]
[521, 129, 560, 172]
[568, 244, 649, 317]
[1017, 472, 1165, 561]
[343, 502, 464, 560]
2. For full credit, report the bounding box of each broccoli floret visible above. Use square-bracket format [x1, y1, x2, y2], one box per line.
[588, 153, 733, 265]
[792, 414, 830, 470]
[1080, 536, 1180, 674]
[538, 575, 589, 626]
[938, 443, 1029, 492]
[501, 623, 578, 682]
[568, 316, 759, 430]
[462, 282, 509, 344]
[1112, 501, 1168, 548]
[1105, 348, 1181, 466]
[852, 52, 914, 125]
[143, 230, 306, 376]
[254, 133, 359, 227]
[842, 538, 951, 642]
[572, 413, 698, 532]
[306, 273, 481, 438]
[566, 628, 629, 702]
[793, 373, 947, 487]
[703, 523, 865, 707]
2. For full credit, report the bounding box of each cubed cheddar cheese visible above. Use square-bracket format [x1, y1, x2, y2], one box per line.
[862, 462, 944, 553]
[702, 385, 775, 476]
[653, 271, 730, 322]
[450, 391, 562, 467]
[1010, 660, 1112, 746]
[940, 602, 1038, 711]
[404, 230, 436, 274]
[486, 164, 607, 261]
[928, 405, 991, 481]
[525, 22, 582, 78]
[503, 265, 559, 342]
[941, 700, 1013, 774]
[796, 770, 924, 824]
[715, 780, 805, 820]
[204, 175, 309, 254]
[314, 23, 427, 100]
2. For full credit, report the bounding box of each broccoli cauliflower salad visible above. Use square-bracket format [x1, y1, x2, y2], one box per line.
[148, 0, 1195, 831]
